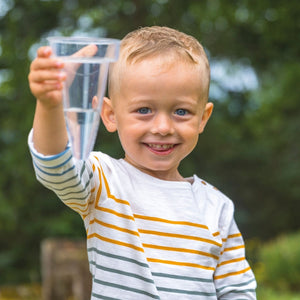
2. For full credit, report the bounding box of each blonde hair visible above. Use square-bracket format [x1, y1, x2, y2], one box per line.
[108, 26, 210, 100]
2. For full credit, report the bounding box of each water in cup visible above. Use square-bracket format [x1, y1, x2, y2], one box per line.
[64, 107, 99, 161]
[47, 37, 120, 160]
[62, 58, 108, 160]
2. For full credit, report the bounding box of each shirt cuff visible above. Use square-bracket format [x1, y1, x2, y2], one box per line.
[28, 129, 72, 164]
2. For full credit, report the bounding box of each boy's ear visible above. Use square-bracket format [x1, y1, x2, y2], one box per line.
[198, 102, 213, 134]
[101, 97, 117, 132]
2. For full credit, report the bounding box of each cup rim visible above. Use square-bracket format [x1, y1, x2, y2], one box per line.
[47, 36, 120, 45]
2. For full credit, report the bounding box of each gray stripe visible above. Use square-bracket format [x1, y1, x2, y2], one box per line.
[157, 286, 216, 297]
[232, 298, 256, 300]
[35, 154, 73, 169]
[88, 247, 150, 268]
[93, 278, 160, 299]
[216, 278, 256, 293]
[91, 292, 120, 300]
[47, 178, 81, 191]
[30, 145, 70, 162]
[33, 161, 75, 176]
[152, 272, 213, 283]
[90, 260, 154, 284]
[62, 195, 88, 201]
[59, 172, 92, 195]
[58, 180, 90, 197]
[59, 187, 87, 197]
[37, 172, 78, 185]
[231, 289, 256, 294]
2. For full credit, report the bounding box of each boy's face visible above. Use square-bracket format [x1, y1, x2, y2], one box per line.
[102, 56, 213, 181]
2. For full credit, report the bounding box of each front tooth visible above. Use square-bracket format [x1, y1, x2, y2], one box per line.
[148, 144, 173, 149]
[154, 144, 162, 149]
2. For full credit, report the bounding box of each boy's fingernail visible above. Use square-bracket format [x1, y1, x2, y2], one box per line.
[43, 47, 51, 55]
[55, 61, 64, 67]
[58, 71, 66, 79]
[56, 82, 63, 89]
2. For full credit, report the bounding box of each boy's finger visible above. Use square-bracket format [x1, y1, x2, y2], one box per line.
[72, 44, 98, 58]
[39, 44, 98, 59]
[37, 46, 53, 58]
[30, 57, 64, 71]
[29, 69, 66, 84]
[62, 45, 98, 84]
[29, 81, 63, 98]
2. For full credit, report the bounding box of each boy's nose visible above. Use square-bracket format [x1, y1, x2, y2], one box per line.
[150, 113, 175, 136]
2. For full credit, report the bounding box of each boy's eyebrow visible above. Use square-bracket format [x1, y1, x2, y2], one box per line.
[124, 97, 152, 105]
[127, 97, 199, 104]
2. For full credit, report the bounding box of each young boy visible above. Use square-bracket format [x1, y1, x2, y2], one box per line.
[28, 26, 257, 299]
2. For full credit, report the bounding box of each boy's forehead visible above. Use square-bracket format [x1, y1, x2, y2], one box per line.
[115, 56, 209, 103]
[109, 44, 210, 101]
[122, 53, 208, 79]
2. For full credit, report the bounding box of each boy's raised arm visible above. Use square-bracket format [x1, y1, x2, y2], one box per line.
[28, 46, 68, 155]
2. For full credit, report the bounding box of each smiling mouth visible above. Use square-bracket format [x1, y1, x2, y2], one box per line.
[144, 143, 178, 156]
[147, 143, 175, 150]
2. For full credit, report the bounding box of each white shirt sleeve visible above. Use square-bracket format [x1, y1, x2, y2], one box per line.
[28, 129, 95, 216]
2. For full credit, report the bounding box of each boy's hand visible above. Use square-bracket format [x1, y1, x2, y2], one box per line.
[29, 44, 98, 108]
[28, 46, 66, 108]
[30, 44, 99, 155]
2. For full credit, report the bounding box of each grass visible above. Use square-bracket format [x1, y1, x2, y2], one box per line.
[257, 286, 300, 300]
[0, 284, 41, 300]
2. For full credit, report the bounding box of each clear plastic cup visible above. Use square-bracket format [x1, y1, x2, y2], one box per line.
[47, 37, 120, 160]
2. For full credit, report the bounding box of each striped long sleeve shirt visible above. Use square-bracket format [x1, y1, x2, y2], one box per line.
[29, 133, 257, 300]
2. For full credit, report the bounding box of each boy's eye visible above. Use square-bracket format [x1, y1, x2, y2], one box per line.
[175, 109, 188, 116]
[138, 107, 151, 114]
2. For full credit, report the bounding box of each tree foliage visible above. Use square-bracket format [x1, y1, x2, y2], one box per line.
[0, 0, 299, 283]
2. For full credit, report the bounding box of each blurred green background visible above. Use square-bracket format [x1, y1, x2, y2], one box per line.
[0, 0, 299, 298]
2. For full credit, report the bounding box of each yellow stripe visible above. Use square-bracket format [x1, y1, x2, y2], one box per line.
[222, 232, 242, 243]
[90, 218, 139, 236]
[139, 229, 222, 248]
[220, 244, 245, 255]
[98, 207, 135, 221]
[134, 214, 209, 230]
[87, 232, 144, 252]
[101, 168, 130, 206]
[217, 257, 245, 267]
[228, 233, 242, 239]
[95, 167, 102, 208]
[93, 161, 130, 207]
[224, 245, 245, 252]
[147, 258, 215, 271]
[142, 243, 219, 259]
[214, 266, 251, 280]
[66, 200, 88, 208]
[69, 203, 89, 214]
[67, 198, 94, 214]
[66, 193, 94, 209]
